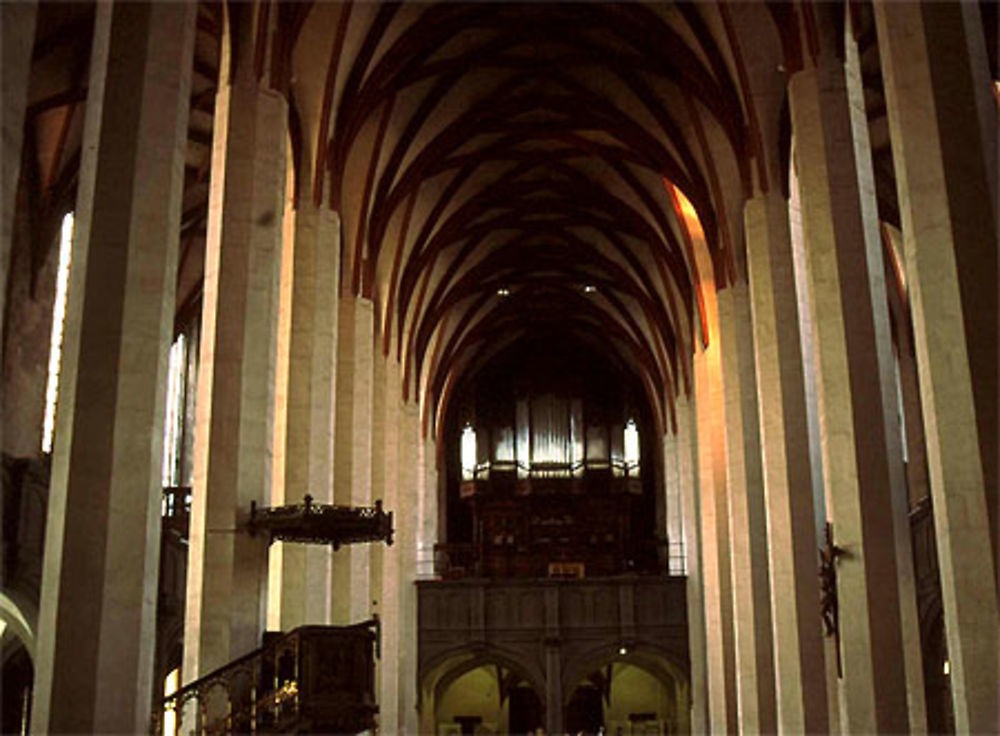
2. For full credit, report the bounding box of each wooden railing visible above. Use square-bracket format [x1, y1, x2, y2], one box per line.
[433, 537, 672, 580]
[152, 621, 379, 735]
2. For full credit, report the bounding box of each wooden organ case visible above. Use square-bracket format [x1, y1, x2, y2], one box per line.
[442, 340, 658, 580]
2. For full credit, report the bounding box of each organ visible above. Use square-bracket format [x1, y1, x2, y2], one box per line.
[439, 338, 661, 579]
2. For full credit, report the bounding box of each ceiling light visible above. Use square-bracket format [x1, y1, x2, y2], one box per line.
[497, 287, 510, 297]
[618, 646, 628, 655]
[583, 284, 597, 294]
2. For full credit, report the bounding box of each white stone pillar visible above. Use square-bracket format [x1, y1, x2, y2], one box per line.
[789, 45, 925, 732]
[332, 296, 376, 624]
[676, 392, 707, 732]
[544, 643, 564, 735]
[377, 356, 403, 732]
[370, 349, 386, 616]
[183, 8, 287, 679]
[717, 284, 777, 734]
[693, 336, 737, 734]
[663, 431, 685, 575]
[268, 202, 340, 630]
[398, 401, 422, 734]
[416, 419, 439, 580]
[874, 3, 999, 731]
[31, 4, 195, 731]
[744, 192, 830, 734]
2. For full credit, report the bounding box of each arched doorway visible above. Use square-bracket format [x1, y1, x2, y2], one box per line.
[564, 648, 688, 735]
[421, 649, 545, 736]
[1, 630, 33, 734]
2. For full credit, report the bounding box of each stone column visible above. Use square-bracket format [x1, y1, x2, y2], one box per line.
[544, 642, 563, 735]
[717, 284, 777, 734]
[398, 401, 422, 734]
[663, 431, 685, 575]
[183, 8, 287, 679]
[332, 296, 375, 624]
[693, 338, 737, 734]
[416, 425, 439, 580]
[1, 0, 37, 397]
[789, 44, 924, 732]
[874, 3, 999, 731]
[675, 392, 708, 732]
[267, 202, 340, 630]
[880, 226, 932, 507]
[744, 191, 830, 734]
[369, 350, 386, 624]
[31, 3, 195, 731]
[377, 356, 403, 732]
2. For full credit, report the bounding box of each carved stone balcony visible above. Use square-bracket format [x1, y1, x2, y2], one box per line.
[417, 575, 689, 722]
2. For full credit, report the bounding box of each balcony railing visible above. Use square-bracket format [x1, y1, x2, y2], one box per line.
[433, 537, 675, 580]
[153, 621, 379, 735]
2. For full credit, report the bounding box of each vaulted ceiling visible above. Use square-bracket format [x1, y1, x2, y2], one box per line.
[297, 2, 774, 435]
[18, 1, 996, 437]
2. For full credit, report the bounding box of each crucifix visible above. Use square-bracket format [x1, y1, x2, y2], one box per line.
[819, 521, 845, 677]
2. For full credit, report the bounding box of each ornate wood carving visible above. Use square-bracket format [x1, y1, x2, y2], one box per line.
[247, 495, 393, 550]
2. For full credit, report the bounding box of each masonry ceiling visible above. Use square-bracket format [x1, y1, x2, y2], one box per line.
[20, 1, 995, 435]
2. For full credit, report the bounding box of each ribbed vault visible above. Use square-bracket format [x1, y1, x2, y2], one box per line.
[296, 2, 767, 435]
[23, 1, 984, 438]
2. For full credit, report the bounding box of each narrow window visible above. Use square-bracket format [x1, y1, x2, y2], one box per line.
[161, 334, 187, 487]
[461, 424, 477, 481]
[41, 212, 74, 454]
[624, 418, 640, 476]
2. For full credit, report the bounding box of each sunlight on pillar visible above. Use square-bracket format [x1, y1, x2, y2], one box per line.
[665, 180, 711, 347]
[41, 212, 74, 454]
[788, 153, 827, 535]
[674, 188, 705, 240]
